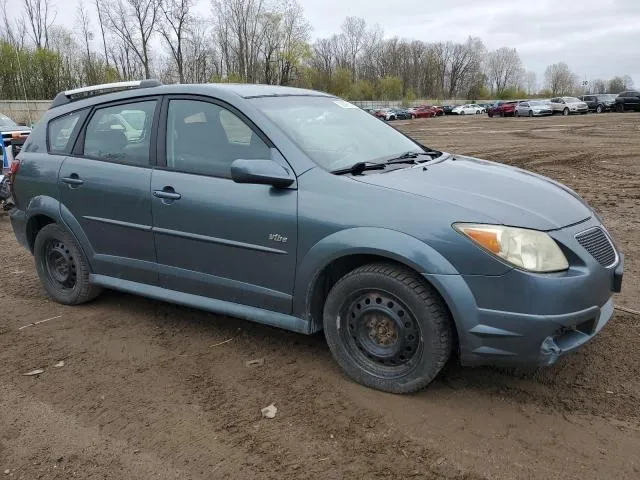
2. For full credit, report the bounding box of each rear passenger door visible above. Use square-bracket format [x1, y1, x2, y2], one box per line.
[58, 98, 159, 284]
[150, 96, 298, 314]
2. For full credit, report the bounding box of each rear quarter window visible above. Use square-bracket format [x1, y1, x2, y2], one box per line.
[48, 110, 87, 154]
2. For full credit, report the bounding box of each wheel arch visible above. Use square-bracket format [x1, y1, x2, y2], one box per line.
[23, 195, 95, 266]
[293, 228, 460, 334]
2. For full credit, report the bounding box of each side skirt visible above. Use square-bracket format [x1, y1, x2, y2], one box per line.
[90, 274, 311, 334]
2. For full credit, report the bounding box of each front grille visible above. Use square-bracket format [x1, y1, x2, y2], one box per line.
[575, 227, 617, 267]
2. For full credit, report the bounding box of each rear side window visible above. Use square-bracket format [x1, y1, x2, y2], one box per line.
[48, 110, 85, 154]
[83, 101, 156, 166]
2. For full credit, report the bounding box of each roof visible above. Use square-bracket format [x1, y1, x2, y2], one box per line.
[208, 83, 333, 98]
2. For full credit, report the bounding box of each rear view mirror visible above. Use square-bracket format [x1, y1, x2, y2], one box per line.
[231, 159, 295, 188]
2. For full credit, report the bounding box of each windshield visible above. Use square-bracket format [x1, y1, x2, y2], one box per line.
[249, 96, 425, 171]
[563, 97, 582, 103]
[529, 101, 546, 106]
[0, 113, 18, 129]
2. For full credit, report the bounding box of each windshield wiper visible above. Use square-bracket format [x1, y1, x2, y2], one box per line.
[385, 150, 442, 165]
[331, 162, 386, 175]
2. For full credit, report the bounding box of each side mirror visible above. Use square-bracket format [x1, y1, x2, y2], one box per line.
[230, 159, 294, 188]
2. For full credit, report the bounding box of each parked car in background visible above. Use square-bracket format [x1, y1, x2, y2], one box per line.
[578, 94, 617, 113]
[548, 97, 589, 115]
[613, 91, 640, 112]
[487, 101, 518, 117]
[451, 104, 484, 115]
[409, 105, 437, 118]
[423, 105, 444, 116]
[10, 80, 624, 394]
[441, 105, 455, 115]
[515, 100, 553, 117]
[0, 113, 31, 154]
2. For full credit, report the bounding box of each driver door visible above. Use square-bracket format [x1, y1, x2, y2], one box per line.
[151, 97, 298, 314]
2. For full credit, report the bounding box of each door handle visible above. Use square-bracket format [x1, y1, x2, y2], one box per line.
[61, 174, 83, 186]
[153, 187, 181, 200]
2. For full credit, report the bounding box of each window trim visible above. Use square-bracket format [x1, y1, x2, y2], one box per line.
[156, 94, 276, 179]
[46, 108, 90, 156]
[71, 96, 161, 168]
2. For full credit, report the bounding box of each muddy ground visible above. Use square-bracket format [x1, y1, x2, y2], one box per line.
[1, 113, 639, 479]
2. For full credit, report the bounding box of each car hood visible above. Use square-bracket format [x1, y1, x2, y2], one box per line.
[353, 154, 592, 231]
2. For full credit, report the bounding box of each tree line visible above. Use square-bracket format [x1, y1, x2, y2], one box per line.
[0, 0, 635, 101]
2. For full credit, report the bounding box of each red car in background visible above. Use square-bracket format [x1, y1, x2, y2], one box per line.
[487, 101, 518, 117]
[408, 106, 436, 118]
[423, 105, 444, 116]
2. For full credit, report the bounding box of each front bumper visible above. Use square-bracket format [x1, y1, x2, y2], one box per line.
[425, 218, 623, 367]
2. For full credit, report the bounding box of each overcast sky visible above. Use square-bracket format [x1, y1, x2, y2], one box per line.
[31, 0, 640, 88]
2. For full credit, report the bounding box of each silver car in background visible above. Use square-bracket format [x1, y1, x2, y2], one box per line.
[515, 100, 553, 117]
[547, 97, 589, 115]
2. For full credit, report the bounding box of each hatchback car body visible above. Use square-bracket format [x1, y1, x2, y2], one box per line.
[514, 101, 553, 117]
[10, 81, 623, 393]
[548, 97, 589, 115]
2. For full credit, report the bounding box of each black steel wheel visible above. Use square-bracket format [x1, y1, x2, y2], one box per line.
[43, 239, 77, 290]
[323, 263, 453, 393]
[34, 223, 102, 305]
[341, 290, 422, 375]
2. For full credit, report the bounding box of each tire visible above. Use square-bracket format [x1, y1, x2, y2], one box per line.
[323, 263, 453, 393]
[528, 110, 533, 117]
[34, 223, 102, 305]
[562, 108, 569, 116]
[459, 111, 464, 115]
[488, 112, 493, 118]
[515, 111, 519, 117]
[596, 105, 603, 114]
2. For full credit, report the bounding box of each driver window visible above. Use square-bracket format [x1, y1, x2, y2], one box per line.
[166, 99, 270, 178]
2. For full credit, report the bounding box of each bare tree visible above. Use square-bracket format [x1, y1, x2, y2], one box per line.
[486, 47, 523, 95]
[76, 1, 96, 83]
[93, 0, 110, 67]
[160, 0, 193, 83]
[340, 16, 366, 80]
[212, 0, 267, 82]
[22, 0, 55, 48]
[544, 62, 578, 96]
[591, 78, 606, 94]
[103, 0, 162, 79]
[524, 71, 537, 95]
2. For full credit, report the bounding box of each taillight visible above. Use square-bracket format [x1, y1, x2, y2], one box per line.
[9, 159, 20, 176]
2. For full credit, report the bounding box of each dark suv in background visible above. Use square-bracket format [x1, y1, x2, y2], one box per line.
[578, 94, 617, 113]
[8, 81, 623, 394]
[613, 91, 640, 112]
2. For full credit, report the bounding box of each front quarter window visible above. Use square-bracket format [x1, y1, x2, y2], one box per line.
[249, 96, 425, 172]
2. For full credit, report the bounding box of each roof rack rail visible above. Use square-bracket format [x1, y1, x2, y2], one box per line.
[49, 79, 162, 109]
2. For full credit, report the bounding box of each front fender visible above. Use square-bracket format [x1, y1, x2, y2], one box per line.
[292, 227, 459, 321]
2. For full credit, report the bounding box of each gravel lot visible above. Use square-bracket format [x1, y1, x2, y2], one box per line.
[1, 113, 639, 479]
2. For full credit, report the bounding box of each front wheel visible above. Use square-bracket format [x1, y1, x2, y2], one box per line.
[529, 110, 534, 117]
[323, 263, 453, 393]
[563, 108, 569, 116]
[34, 223, 102, 305]
[596, 105, 603, 113]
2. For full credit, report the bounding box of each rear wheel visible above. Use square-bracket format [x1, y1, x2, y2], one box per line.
[323, 263, 453, 393]
[563, 108, 569, 116]
[34, 223, 102, 305]
[528, 110, 534, 117]
[596, 105, 603, 113]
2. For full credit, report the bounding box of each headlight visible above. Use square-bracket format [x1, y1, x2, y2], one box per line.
[453, 223, 569, 272]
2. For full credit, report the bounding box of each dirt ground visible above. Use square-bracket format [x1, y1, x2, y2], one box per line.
[1, 113, 639, 480]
